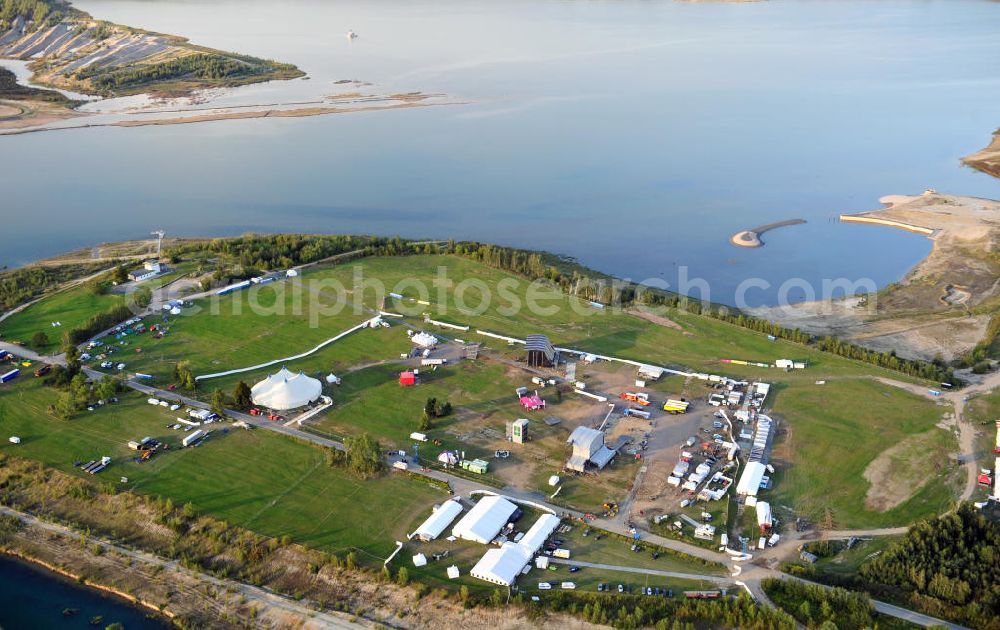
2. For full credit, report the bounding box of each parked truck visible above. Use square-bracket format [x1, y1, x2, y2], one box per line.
[663, 399, 690, 414]
[33, 365, 51, 377]
[0, 368, 20, 383]
[182, 430, 206, 448]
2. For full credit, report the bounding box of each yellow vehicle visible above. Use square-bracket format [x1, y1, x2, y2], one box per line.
[662, 399, 690, 414]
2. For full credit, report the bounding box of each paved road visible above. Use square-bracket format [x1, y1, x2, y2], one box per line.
[547, 557, 729, 584]
[870, 599, 969, 630]
[0, 506, 369, 629]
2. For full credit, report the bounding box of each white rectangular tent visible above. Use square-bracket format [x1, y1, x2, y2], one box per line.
[413, 500, 463, 542]
[736, 461, 766, 497]
[470, 544, 529, 586]
[517, 514, 560, 555]
[469, 513, 562, 586]
[452, 495, 517, 544]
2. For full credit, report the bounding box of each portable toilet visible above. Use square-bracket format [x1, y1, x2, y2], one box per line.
[512, 418, 529, 444]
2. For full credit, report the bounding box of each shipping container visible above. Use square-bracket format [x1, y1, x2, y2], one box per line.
[0, 369, 20, 383]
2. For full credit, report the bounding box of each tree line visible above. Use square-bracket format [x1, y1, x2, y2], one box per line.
[855, 504, 1000, 630]
[539, 591, 795, 629]
[0, 0, 71, 30]
[0, 262, 109, 311]
[445, 241, 959, 385]
[786, 503, 999, 630]
[762, 579, 875, 630]
[74, 52, 299, 94]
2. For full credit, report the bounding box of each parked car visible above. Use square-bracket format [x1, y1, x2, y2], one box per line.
[568, 566, 580, 573]
[617, 584, 624, 593]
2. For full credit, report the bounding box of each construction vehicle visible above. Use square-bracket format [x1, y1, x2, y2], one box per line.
[620, 392, 650, 407]
[662, 399, 690, 414]
[602, 502, 619, 517]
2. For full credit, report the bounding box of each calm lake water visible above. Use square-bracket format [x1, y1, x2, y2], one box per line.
[1, 0, 999, 305]
[0, 554, 171, 629]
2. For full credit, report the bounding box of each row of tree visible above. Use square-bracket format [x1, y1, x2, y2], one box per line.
[539, 591, 795, 629]
[73, 52, 296, 94]
[761, 578, 875, 630]
[445, 241, 960, 385]
[0, 261, 109, 311]
[0, 0, 69, 31]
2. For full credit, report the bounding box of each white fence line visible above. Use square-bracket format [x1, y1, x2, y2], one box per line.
[195, 321, 370, 381]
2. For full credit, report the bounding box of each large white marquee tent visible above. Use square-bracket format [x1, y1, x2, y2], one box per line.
[251, 367, 322, 410]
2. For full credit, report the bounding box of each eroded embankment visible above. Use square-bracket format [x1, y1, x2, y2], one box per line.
[963, 129, 1000, 179]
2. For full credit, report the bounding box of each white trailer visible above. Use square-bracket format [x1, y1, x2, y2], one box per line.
[182, 430, 205, 447]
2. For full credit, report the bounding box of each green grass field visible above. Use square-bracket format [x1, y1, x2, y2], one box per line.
[119, 278, 378, 384]
[0, 378, 443, 561]
[768, 379, 960, 528]
[0, 283, 124, 353]
[311, 361, 515, 451]
[1, 253, 969, 543]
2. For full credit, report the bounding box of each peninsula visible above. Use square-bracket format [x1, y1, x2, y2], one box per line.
[751, 191, 1000, 362]
[729, 218, 806, 248]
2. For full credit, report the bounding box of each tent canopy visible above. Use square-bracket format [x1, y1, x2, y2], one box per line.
[251, 367, 322, 410]
[452, 495, 517, 544]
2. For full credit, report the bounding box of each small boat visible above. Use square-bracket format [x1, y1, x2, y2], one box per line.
[346, 30, 358, 40]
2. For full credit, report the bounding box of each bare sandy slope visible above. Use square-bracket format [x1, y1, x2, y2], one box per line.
[751, 192, 1000, 361]
[0, 98, 81, 129]
[963, 129, 1000, 179]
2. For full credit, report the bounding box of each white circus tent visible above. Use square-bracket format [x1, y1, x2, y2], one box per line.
[251, 367, 322, 410]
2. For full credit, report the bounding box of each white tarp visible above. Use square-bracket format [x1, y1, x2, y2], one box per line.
[452, 495, 518, 544]
[251, 367, 322, 410]
[414, 500, 463, 542]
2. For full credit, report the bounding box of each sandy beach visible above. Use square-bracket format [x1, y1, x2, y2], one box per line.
[0, 92, 458, 134]
[750, 191, 1000, 361]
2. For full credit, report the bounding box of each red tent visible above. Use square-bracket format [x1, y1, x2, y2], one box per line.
[399, 372, 416, 386]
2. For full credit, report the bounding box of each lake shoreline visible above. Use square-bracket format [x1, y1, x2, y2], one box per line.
[0, 549, 176, 623]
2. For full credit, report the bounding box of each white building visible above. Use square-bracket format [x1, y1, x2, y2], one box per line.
[128, 260, 161, 282]
[452, 495, 518, 544]
[413, 500, 463, 542]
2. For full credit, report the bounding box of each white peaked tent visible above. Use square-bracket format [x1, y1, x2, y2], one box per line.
[251, 367, 322, 410]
